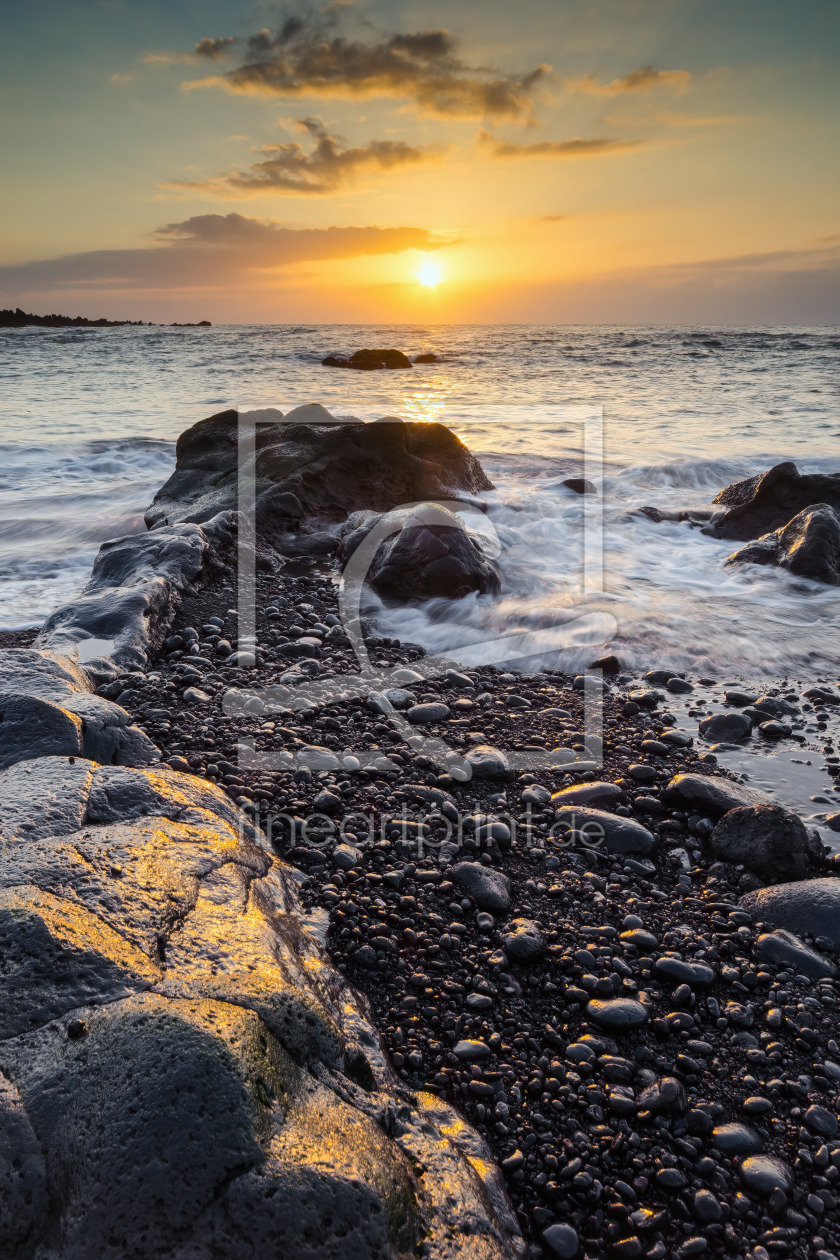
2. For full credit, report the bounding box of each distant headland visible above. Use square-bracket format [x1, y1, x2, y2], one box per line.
[0, 307, 211, 328]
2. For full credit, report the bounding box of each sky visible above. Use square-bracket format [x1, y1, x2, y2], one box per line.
[0, 0, 838, 324]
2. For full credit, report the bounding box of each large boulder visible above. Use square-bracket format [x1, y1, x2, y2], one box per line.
[343, 503, 501, 602]
[704, 461, 840, 542]
[0, 755, 521, 1258]
[708, 804, 822, 883]
[663, 773, 773, 817]
[740, 877, 840, 947]
[145, 410, 494, 530]
[726, 503, 840, 585]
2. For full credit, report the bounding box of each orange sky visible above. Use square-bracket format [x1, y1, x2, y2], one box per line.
[1, 0, 838, 323]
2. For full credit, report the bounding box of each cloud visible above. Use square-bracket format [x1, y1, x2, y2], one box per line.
[184, 10, 549, 120]
[0, 213, 442, 293]
[479, 130, 642, 159]
[172, 117, 433, 195]
[195, 36, 237, 60]
[569, 65, 691, 95]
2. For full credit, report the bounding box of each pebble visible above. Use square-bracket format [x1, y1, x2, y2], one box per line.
[449, 862, 511, 913]
[587, 998, 648, 1030]
[712, 1122, 763, 1155]
[542, 1223, 579, 1258]
[500, 919, 546, 963]
[453, 1040, 491, 1061]
[407, 702, 450, 724]
[739, 1155, 793, 1197]
[464, 744, 512, 779]
[553, 806, 655, 855]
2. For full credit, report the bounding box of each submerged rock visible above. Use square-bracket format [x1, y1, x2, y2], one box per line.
[322, 348, 412, 370]
[726, 503, 840, 585]
[705, 460, 840, 541]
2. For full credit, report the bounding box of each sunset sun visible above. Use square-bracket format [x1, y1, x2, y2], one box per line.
[417, 257, 443, 288]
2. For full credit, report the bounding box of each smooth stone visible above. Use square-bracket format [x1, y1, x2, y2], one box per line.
[553, 806, 655, 855]
[550, 782, 625, 809]
[739, 1155, 792, 1197]
[804, 1104, 838, 1138]
[0, 692, 83, 772]
[332, 845, 364, 870]
[638, 1077, 687, 1114]
[296, 745, 341, 772]
[659, 729, 693, 747]
[755, 929, 837, 979]
[542, 1222, 580, 1258]
[709, 804, 820, 882]
[182, 687, 211, 703]
[620, 929, 659, 951]
[627, 764, 657, 783]
[464, 744, 513, 780]
[653, 956, 715, 988]
[453, 1040, 491, 1061]
[449, 863, 511, 914]
[500, 919, 546, 963]
[740, 877, 840, 948]
[663, 773, 773, 817]
[586, 998, 648, 1031]
[226, 650, 257, 668]
[712, 1123, 763, 1156]
[699, 712, 751, 742]
[407, 703, 451, 725]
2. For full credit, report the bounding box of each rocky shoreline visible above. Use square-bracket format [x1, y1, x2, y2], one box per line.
[2, 408, 840, 1259]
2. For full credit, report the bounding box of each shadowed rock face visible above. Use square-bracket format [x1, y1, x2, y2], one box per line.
[342, 504, 501, 602]
[705, 461, 840, 541]
[145, 408, 494, 530]
[322, 348, 413, 370]
[726, 503, 840, 585]
[709, 803, 823, 883]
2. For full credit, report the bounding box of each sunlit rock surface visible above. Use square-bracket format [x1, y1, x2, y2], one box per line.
[0, 752, 521, 1259]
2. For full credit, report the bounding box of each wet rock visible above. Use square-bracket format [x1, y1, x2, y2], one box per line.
[0, 694, 83, 771]
[740, 877, 840, 947]
[453, 1039, 492, 1061]
[500, 919, 546, 963]
[712, 1123, 763, 1156]
[705, 460, 840, 542]
[322, 347, 413, 370]
[699, 712, 751, 742]
[739, 1155, 793, 1197]
[727, 503, 840, 584]
[586, 998, 648, 1031]
[554, 806, 655, 855]
[360, 503, 501, 602]
[145, 410, 493, 532]
[562, 478, 596, 496]
[755, 929, 837, 978]
[709, 803, 820, 882]
[450, 863, 511, 914]
[663, 772, 773, 817]
[37, 521, 211, 678]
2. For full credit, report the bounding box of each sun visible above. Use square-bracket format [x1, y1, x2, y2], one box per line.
[417, 257, 443, 288]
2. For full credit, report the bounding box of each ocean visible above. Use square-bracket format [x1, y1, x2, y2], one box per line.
[3, 320, 840, 835]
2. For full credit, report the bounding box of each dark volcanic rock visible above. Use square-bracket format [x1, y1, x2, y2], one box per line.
[709, 803, 821, 882]
[500, 919, 546, 963]
[755, 928, 837, 978]
[359, 504, 501, 602]
[740, 876, 840, 946]
[726, 503, 840, 585]
[699, 711, 751, 742]
[663, 772, 773, 817]
[449, 862, 511, 914]
[553, 806, 655, 855]
[145, 410, 493, 529]
[322, 348, 412, 370]
[705, 460, 840, 541]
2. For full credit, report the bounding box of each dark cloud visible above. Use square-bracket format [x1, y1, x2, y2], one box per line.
[570, 65, 691, 95]
[0, 214, 441, 292]
[480, 130, 642, 158]
[186, 10, 549, 119]
[173, 118, 432, 195]
[194, 36, 237, 60]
